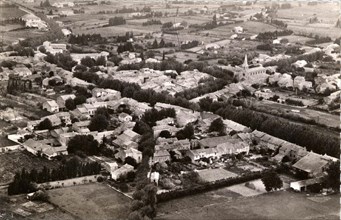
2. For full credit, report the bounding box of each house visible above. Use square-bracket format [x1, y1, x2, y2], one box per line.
[21, 14, 48, 30]
[115, 148, 142, 163]
[223, 119, 250, 134]
[199, 135, 232, 148]
[92, 88, 121, 101]
[151, 150, 171, 164]
[216, 139, 250, 155]
[59, 132, 78, 146]
[56, 94, 76, 109]
[292, 152, 334, 178]
[70, 107, 91, 120]
[273, 142, 308, 162]
[23, 139, 68, 160]
[112, 129, 141, 148]
[41, 115, 62, 127]
[185, 148, 218, 161]
[153, 124, 180, 137]
[118, 113, 132, 122]
[290, 176, 325, 192]
[103, 161, 119, 174]
[147, 171, 160, 185]
[61, 28, 72, 37]
[50, 127, 70, 139]
[111, 164, 134, 180]
[40, 41, 67, 55]
[94, 131, 115, 143]
[55, 112, 72, 125]
[176, 110, 200, 127]
[42, 100, 59, 113]
[72, 120, 91, 132]
[12, 66, 32, 77]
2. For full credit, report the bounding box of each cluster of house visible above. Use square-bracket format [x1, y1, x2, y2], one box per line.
[110, 68, 213, 96]
[21, 13, 48, 30]
[251, 129, 338, 191]
[39, 41, 67, 55]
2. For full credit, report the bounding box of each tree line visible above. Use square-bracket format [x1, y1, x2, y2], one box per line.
[68, 34, 107, 45]
[256, 30, 293, 41]
[8, 158, 101, 195]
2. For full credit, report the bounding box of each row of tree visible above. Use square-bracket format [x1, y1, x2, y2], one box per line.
[128, 115, 158, 219]
[108, 16, 126, 26]
[256, 30, 293, 41]
[8, 158, 101, 195]
[68, 34, 107, 45]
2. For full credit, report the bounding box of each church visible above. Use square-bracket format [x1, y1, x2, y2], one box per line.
[238, 55, 268, 82]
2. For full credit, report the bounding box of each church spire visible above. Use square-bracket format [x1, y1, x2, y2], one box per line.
[242, 54, 249, 70]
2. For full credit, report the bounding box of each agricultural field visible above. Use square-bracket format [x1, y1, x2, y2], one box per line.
[0, 7, 27, 21]
[276, 3, 341, 39]
[2, 29, 45, 45]
[0, 150, 61, 185]
[156, 190, 340, 220]
[199, 21, 280, 38]
[48, 183, 132, 220]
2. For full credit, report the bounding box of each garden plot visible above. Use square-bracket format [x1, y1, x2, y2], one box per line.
[197, 168, 238, 182]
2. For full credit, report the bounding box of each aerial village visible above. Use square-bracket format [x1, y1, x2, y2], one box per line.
[0, 0, 340, 219]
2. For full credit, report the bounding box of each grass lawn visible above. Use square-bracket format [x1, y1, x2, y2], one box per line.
[48, 183, 132, 220]
[156, 191, 340, 220]
[197, 168, 238, 182]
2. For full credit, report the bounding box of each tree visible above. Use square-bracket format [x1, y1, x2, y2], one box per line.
[212, 14, 217, 26]
[261, 171, 283, 192]
[176, 124, 194, 140]
[74, 95, 87, 105]
[88, 114, 109, 131]
[67, 135, 100, 155]
[159, 130, 171, 138]
[109, 16, 126, 26]
[96, 56, 107, 66]
[38, 46, 46, 53]
[152, 39, 158, 49]
[36, 118, 53, 130]
[325, 161, 340, 191]
[209, 118, 226, 135]
[159, 39, 165, 48]
[95, 107, 110, 120]
[65, 98, 76, 110]
[81, 56, 96, 68]
[125, 156, 138, 168]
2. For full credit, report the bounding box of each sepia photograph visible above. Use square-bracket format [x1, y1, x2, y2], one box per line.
[0, 0, 340, 219]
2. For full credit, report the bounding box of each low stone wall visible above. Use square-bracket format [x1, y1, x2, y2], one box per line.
[38, 175, 99, 189]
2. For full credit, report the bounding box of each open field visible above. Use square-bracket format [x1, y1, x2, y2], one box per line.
[2, 29, 45, 45]
[199, 21, 280, 38]
[0, 150, 60, 185]
[48, 183, 132, 220]
[156, 191, 340, 220]
[276, 3, 341, 39]
[0, 7, 27, 20]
